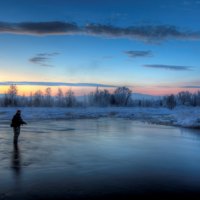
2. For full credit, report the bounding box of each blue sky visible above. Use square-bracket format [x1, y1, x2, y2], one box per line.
[0, 0, 200, 95]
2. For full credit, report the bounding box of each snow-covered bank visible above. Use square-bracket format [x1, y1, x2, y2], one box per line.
[0, 106, 200, 128]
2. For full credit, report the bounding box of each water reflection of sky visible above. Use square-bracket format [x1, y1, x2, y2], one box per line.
[0, 118, 200, 198]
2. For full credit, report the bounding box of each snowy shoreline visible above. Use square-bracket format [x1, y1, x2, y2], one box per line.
[0, 106, 200, 129]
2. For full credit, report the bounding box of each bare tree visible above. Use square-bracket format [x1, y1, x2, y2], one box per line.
[88, 87, 111, 106]
[44, 87, 53, 106]
[1, 84, 199, 108]
[197, 91, 200, 106]
[177, 91, 192, 106]
[28, 92, 33, 107]
[65, 89, 76, 107]
[56, 88, 64, 107]
[166, 94, 176, 109]
[19, 93, 28, 106]
[113, 87, 132, 106]
[5, 85, 18, 106]
[33, 90, 44, 107]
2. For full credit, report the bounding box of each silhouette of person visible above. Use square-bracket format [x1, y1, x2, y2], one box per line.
[11, 110, 27, 144]
[11, 143, 21, 177]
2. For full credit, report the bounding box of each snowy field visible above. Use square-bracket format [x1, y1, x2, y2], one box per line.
[0, 106, 200, 128]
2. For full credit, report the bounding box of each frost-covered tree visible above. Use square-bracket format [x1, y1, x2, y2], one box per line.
[33, 90, 44, 107]
[99, 89, 111, 106]
[4, 85, 18, 106]
[18, 93, 28, 106]
[56, 88, 64, 107]
[113, 87, 132, 106]
[27, 92, 33, 107]
[88, 88, 111, 106]
[177, 91, 192, 106]
[0, 85, 199, 108]
[88, 87, 132, 106]
[44, 87, 53, 107]
[166, 94, 176, 109]
[191, 91, 200, 106]
[65, 89, 76, 107]
[196, 91, 200, 106]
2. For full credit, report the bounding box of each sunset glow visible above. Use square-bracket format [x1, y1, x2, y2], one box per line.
[0, 0, 200, 96]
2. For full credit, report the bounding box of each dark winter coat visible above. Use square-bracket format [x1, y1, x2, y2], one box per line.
[11, 113, 26, 127]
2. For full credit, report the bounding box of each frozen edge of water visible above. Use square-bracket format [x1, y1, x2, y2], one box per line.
[0, 107, 200, 129]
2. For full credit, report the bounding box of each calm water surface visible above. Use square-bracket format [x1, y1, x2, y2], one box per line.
[0, 118, 200, 199]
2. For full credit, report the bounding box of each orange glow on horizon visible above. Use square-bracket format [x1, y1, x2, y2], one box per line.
[0, 85, 199, 97]
[0, 85, 115, 96]
[130, 86, 199, 96]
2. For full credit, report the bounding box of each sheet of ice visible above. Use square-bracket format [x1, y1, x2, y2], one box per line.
[0, 106, 199, 128]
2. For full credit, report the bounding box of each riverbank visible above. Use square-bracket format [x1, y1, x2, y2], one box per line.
[0, 106, 199, 128]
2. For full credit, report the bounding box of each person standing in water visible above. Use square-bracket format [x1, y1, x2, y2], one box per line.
[11, 110, 27, 144]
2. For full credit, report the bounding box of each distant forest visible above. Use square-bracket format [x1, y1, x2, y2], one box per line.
[0, 85, 200, 109]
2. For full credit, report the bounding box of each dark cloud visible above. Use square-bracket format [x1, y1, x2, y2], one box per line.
[124, 50, 152, 58]
[143, 64, 192, 71]
[0, 21, 200, 42]
[0, 21, 79, 35]
[0, 81, 116, 88]
[29, 52, 59, 67]
[85, 23, 200, 42]
[29, 56, 48, 63]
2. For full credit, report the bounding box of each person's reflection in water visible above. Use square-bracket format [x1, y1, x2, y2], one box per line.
[11, 143, 21, 177]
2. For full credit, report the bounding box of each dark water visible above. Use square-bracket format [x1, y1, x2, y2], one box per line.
[0, 118, 200, 199]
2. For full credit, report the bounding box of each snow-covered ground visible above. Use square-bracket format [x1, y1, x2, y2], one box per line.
[0, 106, 200, 128]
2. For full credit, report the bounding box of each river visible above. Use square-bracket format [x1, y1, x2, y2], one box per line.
[0, 118, 200, 199]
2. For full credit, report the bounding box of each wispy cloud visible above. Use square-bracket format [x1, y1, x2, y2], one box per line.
[181, 85, 200, 88]
[154, 80, 200, 89]
[29, 52, 59, 67]
[143, 64, 192, 71]
[124, 50, 152, 58]
[176, 80, 200, 86]
[0, 81, 116, 88]
[0, 21, 200, 42]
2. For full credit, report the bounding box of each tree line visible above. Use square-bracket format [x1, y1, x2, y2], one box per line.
[131, 91, 200, 109]
[0, 85, 132, 107]
[0, 85, 200, 109]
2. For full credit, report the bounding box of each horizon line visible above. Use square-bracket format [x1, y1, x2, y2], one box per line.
[0, 81, 117, 88]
